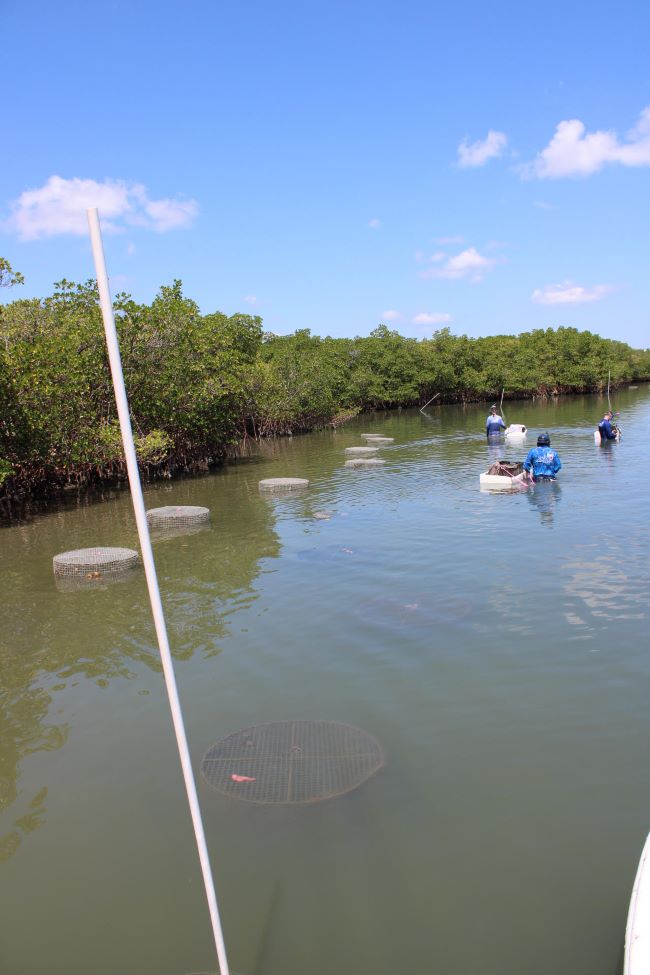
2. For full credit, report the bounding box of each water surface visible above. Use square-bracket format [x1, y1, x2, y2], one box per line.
[1, 389, 649, 975]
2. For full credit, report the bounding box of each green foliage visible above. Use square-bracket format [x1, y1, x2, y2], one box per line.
[0, 257, 24, 289]
[0, 458, 14, 486]
[1, 271, 649, 501]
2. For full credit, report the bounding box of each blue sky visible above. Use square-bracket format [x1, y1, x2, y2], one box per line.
[2, 0, 649, 346]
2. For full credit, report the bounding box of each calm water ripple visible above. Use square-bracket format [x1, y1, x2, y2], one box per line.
[1, 387, 649, 975]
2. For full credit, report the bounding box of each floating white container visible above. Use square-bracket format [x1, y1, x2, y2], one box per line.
[625, 832, 650, 975]
[505, 424, 527, 439]
[479, 471, 527, 490]
[594, 430, 602, 444]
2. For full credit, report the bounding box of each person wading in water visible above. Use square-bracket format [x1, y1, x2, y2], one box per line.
[486, 404, 506, 440]
[523, 432, 562, 482]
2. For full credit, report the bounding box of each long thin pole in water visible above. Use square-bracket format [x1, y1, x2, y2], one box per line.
[420, 391, 440, 414]
[86, 208, 231, 975]
[607, 368, 612, 412]
[499, 387, 506, 424]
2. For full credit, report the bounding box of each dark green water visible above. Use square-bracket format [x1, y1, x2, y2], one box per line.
[1, 389, 649, 975]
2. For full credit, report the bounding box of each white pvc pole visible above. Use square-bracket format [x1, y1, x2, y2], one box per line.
[419, 391, 440, 414]
[87, 208, 231, 975]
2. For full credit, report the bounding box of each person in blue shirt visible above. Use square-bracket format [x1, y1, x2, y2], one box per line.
[598, 410, 618, 442]
[523, 432, 562, 482]
[486, 405, 506, 439]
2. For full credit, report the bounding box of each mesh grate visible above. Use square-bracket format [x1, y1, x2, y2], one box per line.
[356, 593, 471, 630]
[146, 505, 210, 527]
[53, 547, 139, 577]
[345, 458, 386, 468]
[54, 566, 139, 592]
[201, 720, 383, 804]
[259, 478, 309, 493]
[150, 523, 209, 542]
[361, 435, 394, 443]
[344, 446, 378, 455]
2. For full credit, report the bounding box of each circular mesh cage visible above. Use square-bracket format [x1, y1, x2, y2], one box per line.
[53, 547, 139, 578]
[361, 435, 394, 443]
[146, 505, 210, 527]
[344, 446, 379, 455]
[345, 458, 386, 468]
[258, 477, 309, 493]
[201, 720, 383, 804]
[150, 522, 210, 542]
[356, 592, 471, 631]
[54, 566, 139, 593]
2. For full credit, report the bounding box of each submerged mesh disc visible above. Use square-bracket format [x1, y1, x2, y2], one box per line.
[146, 505, 210, 527]
[53, 547, 139, 577]
[201, 720, 383, 804]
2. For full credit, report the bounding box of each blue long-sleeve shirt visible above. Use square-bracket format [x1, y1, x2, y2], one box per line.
[486, 414, 506, 435]
[523, 446, 562, 479]
[598, 418, 617, 441]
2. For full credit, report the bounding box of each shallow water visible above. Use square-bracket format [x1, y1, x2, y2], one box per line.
[1, 389, 649, 975]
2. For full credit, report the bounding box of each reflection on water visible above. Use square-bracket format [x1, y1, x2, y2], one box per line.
[0, 476, 281, 868]
[527, 480, 562, 525]
[1, 387, 650, 975]
[563, 552, 646, 623]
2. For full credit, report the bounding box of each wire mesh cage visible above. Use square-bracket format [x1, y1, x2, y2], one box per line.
[361, 435, 394, 443]
[149, 522, 210, 542]
[258, 478, 309, 493]
[146, 505, 211, 528]
[344, 446, 379, 455]
[53, 547, 139, 578]
[54, 565, 140, 592]
[344, 458, 386, 468]
[356, 592, 472, 630]
[201, 720, 384, 805]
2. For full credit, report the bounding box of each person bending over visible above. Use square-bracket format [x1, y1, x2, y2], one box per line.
[598, 410, 618, 442]
[523, 433, 562, 482]
[486, 404, 506, 439]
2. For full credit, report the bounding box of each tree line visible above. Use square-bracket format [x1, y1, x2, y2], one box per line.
[1, 262, 649, 501]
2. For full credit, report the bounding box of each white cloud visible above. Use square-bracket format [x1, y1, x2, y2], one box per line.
[4, 175, 199, 240]
[412, 312, 453, 326]
[532, 281, 612, 305]
[458, 130, 507, 168]
[141, 196, 198, 232]
[368, 217, 381, 229]
[421, 246, 498, 282]
[381, 309, 402, 322]
[436, 235, 465, 245]
[534, 200, 556, 210]
[430, 251, 446, 262]
[525, 106, 650, 178]
[243, 295, 258, 306]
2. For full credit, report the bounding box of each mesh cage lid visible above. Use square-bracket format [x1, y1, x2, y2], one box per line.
[146, 505, 210, 526]
[258, 478, 309, 492]
[53, 547, 139, 576]
[201, 720, 383, 804]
